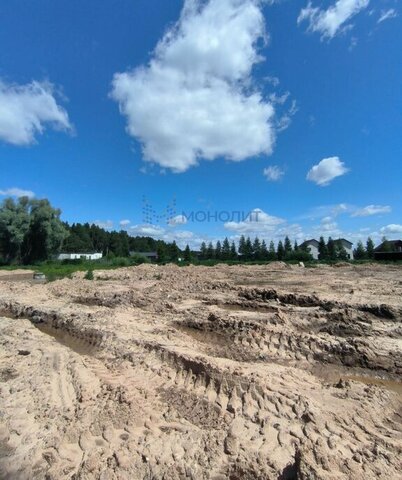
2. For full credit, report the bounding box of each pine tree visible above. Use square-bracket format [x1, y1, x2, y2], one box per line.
[353, 240, 366, 260]
[318, 236, 328, 261]
[169, 241, 180, 261]
[260, 239, 268, 260]
[366, 237, 375, 259]
[268, 240, 276, 260]
[284, 236, 292, 255]
[244, 237, 253, 261]
[156, 243, 166, 263]
[253, 237, 261, 260]
[222, 237, 230, 260]
[277, 240, 285, 260]
[327, 237, 336, 260]
[184, 245, 191, 262]
[215, 240, 222, 260]
[294, 240, 299, 251]
[238, 235, 246, 257]
[230, 241, 237, 260]
[200, 241, 207, 260]
[336, 245, 349, 261]
[206, 242, 215, 259]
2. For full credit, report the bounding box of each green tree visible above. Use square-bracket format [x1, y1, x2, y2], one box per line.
[230, 241, 237, 260]
[215, 240, 222, 260]
[294, 240, 299, 251]
[253, 237, 261, 260]
[336, 245, 349, 261]
[284, 236, 292, 255]
[238, 235, 246, 257]
[366, 237, 375, 259]
[353, 240, 366, 260]
[200, 241, 207, 260]
[318, 236, 328, 261]
[244, 237, 253, 261]
[327, 237, 337, 261]
[206, 242, 215, 259]
[168, 241, 180, 261]
[277, 240, 285, 260]
[156, 243, 167, 263]
[268, 240, 276, 260]
[0, 197, 30, 263]
[23, 199, 68, 263]
[260, 239, 268, 260]
[184, 244, 191, 262]
[221, 237, 231, 260]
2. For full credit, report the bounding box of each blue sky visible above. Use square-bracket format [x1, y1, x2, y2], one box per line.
[0, 0, 401, 248]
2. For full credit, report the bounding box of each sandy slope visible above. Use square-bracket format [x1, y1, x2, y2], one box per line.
[0, 263, 401, 479]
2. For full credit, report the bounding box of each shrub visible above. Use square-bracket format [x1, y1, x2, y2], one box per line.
[84, 269, 94, 280]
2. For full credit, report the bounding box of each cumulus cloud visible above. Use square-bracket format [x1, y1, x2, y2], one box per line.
[0, 187, 35, 198]
[224, 208, 285, 235]
[0, 80, 72, 145]
[306, 156, 349, 186]
[263, 165, 284, 181]
[298, 0, 370, 39]
[380, 224, 402, 235]
[168, 214, 188, 226]
[313, 218, 342, 236]
[351, 205, 391, 217]
[129, 223, 208, 249]
[111, 0, 277, 172]
[119, 219, 131, 227]
[378, 9, 398, 23]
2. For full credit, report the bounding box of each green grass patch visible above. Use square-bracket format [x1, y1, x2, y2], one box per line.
[0, 255, 150, 281]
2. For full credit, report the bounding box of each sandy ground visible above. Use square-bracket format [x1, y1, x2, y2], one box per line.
[0, 262, 401, 479]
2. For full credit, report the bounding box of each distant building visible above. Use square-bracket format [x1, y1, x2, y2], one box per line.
[374, 240, 402, 261]
[300, 239, 320, 260]
[57, 252, 103, 261]
[130, 251, 158, 261]
[335, 239, 354, 260]
[299, 238, 354, 260]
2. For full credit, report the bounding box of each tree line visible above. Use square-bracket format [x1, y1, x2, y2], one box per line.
[0, 196, 181, 264]
[197, 235, 312, 262]
[0, 196, 384, 266]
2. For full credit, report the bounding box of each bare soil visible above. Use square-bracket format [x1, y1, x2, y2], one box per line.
[0, 262, 401, 479]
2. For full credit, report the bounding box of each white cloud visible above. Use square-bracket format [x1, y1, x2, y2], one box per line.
[93, 220, 114, 230]
[0, 80, 72, 145]
[314, 220, 341, 235]
[129, 223, 208, 249]
[380, 224, 402, 235]
[168, 214, 188, 226]
[298, 0, 370, 39]
[306, 156, 349, 186]
[224, 208, 285, 235]
[276, 99, 298, 132]
[351, 205, 391, 217]
[265, 75, 280, 87]
[0, 187, 35, 198]
[111, 0, 277, 172]
[378, 9, 398, 23]
[263, 165, 284, 181]
[119, 219, 131, 227]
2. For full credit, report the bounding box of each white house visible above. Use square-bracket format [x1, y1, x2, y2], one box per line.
[57, 252, 103, 261]
[300, 239, 320, 260]
[336, 239, 354, 260]
[300, 238, 354, 260]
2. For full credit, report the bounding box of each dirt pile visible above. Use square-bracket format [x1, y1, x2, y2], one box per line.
[0, 263, 401, 479]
